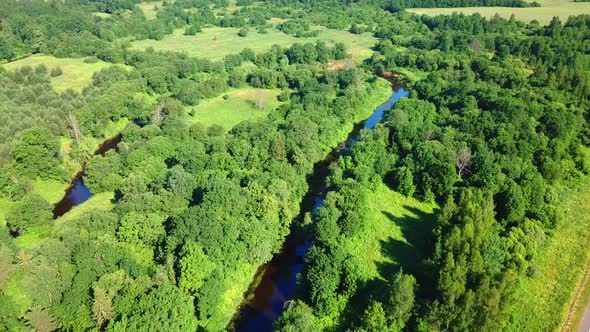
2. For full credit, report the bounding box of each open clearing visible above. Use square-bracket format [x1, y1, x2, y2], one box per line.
[344, 181, 436, 289]
[407, 0, 590, 25]
[137, 1, 164, 20]
[3, 55, 115, 92]
[131, 26, 377, 62]
[504, 182, 590, 331]
[186, 88, 281, 130]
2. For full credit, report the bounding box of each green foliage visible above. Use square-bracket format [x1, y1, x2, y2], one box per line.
[178, 241, 215, 294]
[274, 301, 320, 332]
[6, 194, 52, 234]
[12, 128, 62, 179]
[109, 284, 198, 332]
[238, 26, 249, 37]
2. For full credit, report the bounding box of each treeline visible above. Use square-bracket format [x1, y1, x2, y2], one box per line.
[277, 11, 590, 332]
[387, 0, 536, 9]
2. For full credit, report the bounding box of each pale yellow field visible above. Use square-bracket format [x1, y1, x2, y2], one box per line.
[131, 26, 377, 62]
[3, 55, 115, 92]
[408, 0, 590, 24]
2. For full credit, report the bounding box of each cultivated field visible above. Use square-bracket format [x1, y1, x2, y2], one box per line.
[3, 55, 114, 92]
[408, 0, 590, 25]
[131, 26, 377, 62]
[186, 88, 281, 130]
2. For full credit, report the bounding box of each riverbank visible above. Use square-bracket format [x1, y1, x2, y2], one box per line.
[232, 80, 408, 331]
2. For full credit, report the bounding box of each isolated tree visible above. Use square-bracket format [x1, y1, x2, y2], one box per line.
[50, 67, 63, 77]
[456, 147, 473, 178]
[92, 287, 113, 329]
[255, 89, 266, 110]
[68, 112, 82, 144]
[25, 307, 58, 332]
[238, 27, 249, 37]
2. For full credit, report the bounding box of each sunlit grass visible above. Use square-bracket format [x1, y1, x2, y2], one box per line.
[344, 182, 436, 282]
[186, 88, 282, 130]
[407, 0, 590, 25]
[32, 178, 69, 205]
[131, 26, 377, 62]
[137, 1, 163, 20]
[3, 55, 117, 92]
[504, 181, 590, 331]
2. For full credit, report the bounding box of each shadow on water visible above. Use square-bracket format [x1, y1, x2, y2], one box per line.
[232, 84, 409, 332]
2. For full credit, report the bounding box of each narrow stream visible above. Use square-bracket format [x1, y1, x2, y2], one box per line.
[52, 134, 122, 218]
[234, 84, 409, 331]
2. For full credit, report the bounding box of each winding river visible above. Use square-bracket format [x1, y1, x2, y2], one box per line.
[233, 83, 409, 331]
[53, 134, 122, 218]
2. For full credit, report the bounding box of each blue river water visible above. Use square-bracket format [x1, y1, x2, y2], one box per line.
[235, 86, 409, 332]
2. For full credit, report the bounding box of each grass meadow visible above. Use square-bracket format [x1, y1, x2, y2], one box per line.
[131, 26, 377, 62]
[137, 1, 164, 19]
[186, 88, 282, 130]
[504, 181, 590, 331]
[3, 55, 116, 92]
[408, 0, 590, 25]
[344, 182, 437, 281]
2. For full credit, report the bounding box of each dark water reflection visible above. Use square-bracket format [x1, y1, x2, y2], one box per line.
[234, 86, 409, 332]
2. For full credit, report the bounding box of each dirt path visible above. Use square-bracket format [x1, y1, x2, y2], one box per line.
[561, 249, 590, 332]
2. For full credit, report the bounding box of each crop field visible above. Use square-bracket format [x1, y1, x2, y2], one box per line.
[131, 26, 377, 62]
[504, 182, 590, 331]
[407, 0, 590, 24]
[186, 88, 281, 130]
[3, 55, 115, 92]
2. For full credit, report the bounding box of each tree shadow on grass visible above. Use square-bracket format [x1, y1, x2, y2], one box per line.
[377, 207, 438, 299]
[337, 206, 438, 329]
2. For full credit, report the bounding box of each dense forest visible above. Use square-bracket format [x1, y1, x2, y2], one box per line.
[1, 0, 589, 331]
[278, 10, 590, 332]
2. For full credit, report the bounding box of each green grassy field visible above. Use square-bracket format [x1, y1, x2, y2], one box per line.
[3, 55, 115, 92]
[0, 198, 10, 227]
[137, 1, 163, 19]
[32, 179, 69, 205]
[408, 0, 590, 25]
[186, 88, 281, 130]
[131, 26, 377, 62]
[344, 182, 437, 282]
[504, 182, 590, 331]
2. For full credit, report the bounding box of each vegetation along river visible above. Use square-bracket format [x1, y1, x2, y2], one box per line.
[233, 83, 409, 331]
[53, 134, 122, 218]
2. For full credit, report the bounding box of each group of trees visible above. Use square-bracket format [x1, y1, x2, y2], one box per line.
[0, 3, 391, 328]
[277, 9, 590, 332]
